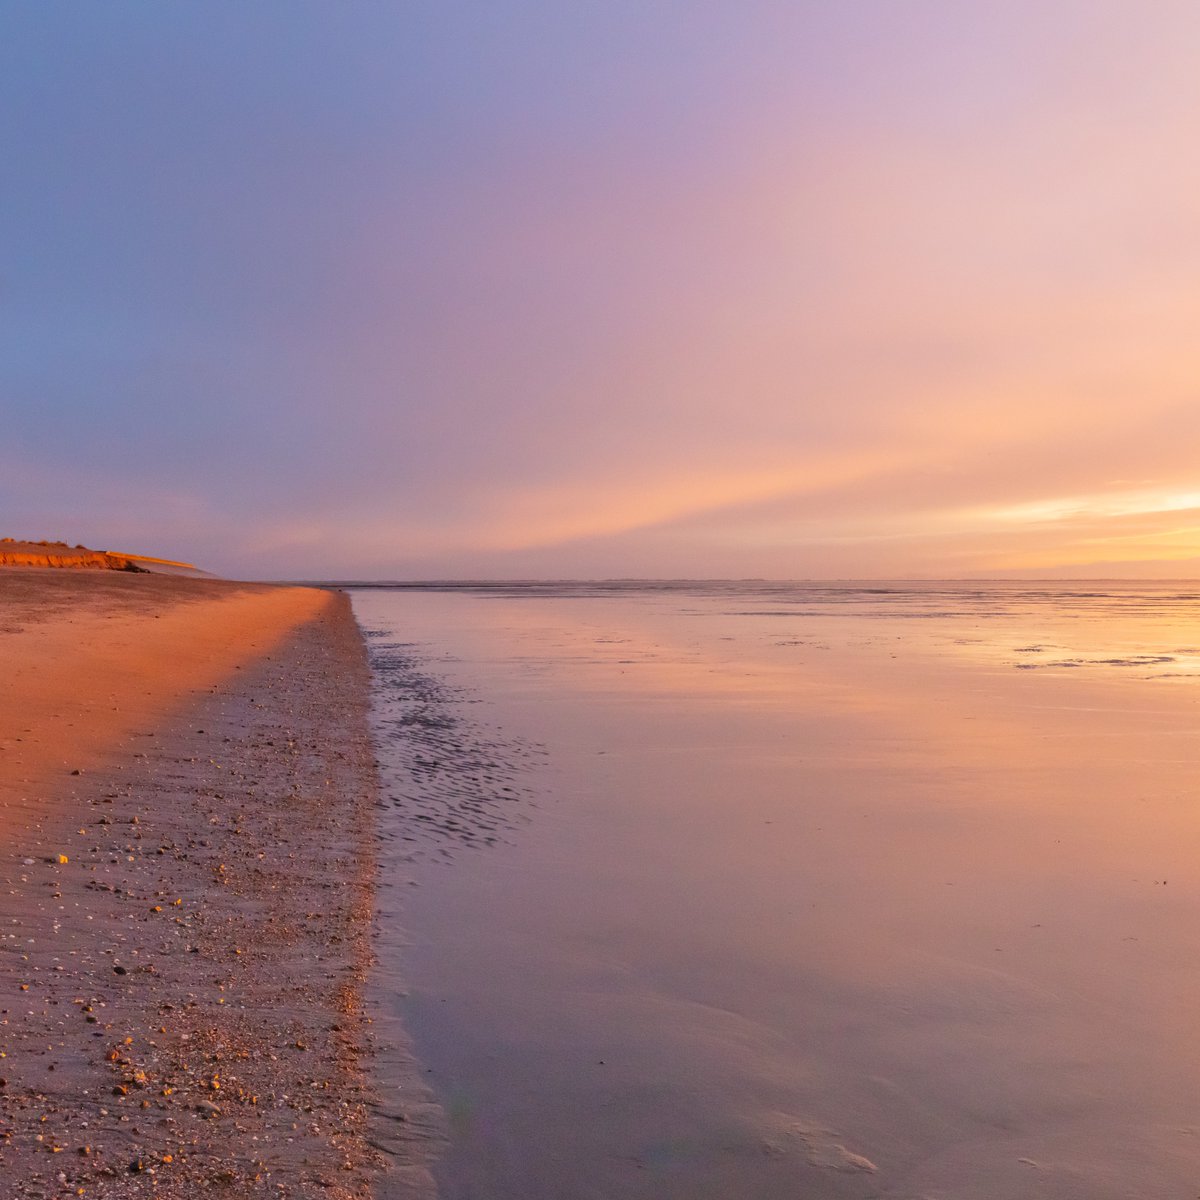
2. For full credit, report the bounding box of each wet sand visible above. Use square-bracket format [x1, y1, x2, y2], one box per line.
[0, 571, 437, 1198]
[357, 582, 1200, 1200]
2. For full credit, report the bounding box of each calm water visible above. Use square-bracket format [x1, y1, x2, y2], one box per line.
[353, 581, 1200, 1200]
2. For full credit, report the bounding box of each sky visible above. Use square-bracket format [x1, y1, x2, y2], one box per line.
[3, 1, 1200, 579]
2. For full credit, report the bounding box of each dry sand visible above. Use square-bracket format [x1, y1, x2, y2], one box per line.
[0, 571, 437, 1198]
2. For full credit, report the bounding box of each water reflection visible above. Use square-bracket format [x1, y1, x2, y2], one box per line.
[355, 582, 1200, 1200]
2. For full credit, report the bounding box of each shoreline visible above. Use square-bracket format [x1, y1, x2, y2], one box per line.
[0, 571, 430, 1197]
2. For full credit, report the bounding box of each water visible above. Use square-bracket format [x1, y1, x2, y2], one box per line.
[353, 581, 1200, 1199]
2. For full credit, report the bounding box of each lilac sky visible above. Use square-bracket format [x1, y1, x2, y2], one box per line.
[4, 3, 1200, 578]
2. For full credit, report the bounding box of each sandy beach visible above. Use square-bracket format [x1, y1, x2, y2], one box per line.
[0, 571, 434, 1198]
[12, 567, 1200, 1199]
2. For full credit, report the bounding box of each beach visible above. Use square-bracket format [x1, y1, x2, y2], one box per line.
[11, 572, 1200, 1198]
[0, 571, 433, 1198]
[8, 0, 1198, 1193]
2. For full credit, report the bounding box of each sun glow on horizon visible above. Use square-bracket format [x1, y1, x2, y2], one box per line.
[977, 489, 1200, 527]
[5, 5, 1200, 578]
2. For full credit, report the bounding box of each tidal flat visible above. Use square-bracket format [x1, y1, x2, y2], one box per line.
[359, 580, 1200, 1200]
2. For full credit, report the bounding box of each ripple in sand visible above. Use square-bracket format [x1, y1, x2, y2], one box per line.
[363, 638, 545, 863]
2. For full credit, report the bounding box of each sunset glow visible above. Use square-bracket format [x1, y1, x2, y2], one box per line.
[4, 3, 1199, 578]
[10, 9, 1200, 1195]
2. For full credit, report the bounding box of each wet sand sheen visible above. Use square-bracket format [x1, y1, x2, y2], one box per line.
[358, 584, 1200, 1200]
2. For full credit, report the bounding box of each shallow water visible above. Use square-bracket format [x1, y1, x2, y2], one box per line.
[353, 581, 1200, 1199]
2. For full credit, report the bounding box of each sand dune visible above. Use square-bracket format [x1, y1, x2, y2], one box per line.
[0, 538, 204, 574]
